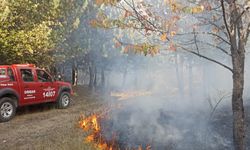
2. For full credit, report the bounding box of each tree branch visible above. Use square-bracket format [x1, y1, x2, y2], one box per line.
[177, 44, 233, 73]
[193, 28, 200, 55]
[176, 31, 231, 45]
[220, 0, 232, 42]
[177, 39, 231, 56]
[196, 16, 229, 39]
[196, 40, 231, 56]
[115, 37, 233, 73]
[244, 23, 250, 45]
[235, 6, 250, 23]
[123, 0, 167, 37]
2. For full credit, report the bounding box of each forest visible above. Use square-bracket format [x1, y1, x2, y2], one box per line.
[1, 0, 250, 150]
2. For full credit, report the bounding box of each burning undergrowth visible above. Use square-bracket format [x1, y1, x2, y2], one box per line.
[79, 91, 234, 150]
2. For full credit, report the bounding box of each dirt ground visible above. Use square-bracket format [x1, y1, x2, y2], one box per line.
[0, 86, 106, 150]
[1, 86, 250, 150]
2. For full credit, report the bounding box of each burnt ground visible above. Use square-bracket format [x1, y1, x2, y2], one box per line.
[210, 102, 250, 150]
[0, 87, 250, 150]
[98, 97, 250, 150]
[0, 86, 106, 150]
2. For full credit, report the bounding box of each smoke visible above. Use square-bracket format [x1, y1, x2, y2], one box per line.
[70, 18, 250, 148]
[64, 1, 250, 149]
[97, 51, 244, 149]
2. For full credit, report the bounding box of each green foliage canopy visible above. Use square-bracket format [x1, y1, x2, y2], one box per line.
[0, 0, 88, 67]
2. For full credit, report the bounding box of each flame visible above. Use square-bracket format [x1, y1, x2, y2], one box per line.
[79, 112, 113, 150]
[110, 91, 152, 100]
[146, 144, 152, 150]
[86, 134, 94, 142]
[79, 107, 151, 150]
[79, 114, 100, 131]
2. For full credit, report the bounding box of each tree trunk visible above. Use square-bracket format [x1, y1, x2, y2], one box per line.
[202, 62, 213, 109]
[89, 65, 94, 88]
[94, 66, 97, 88]
[134, 70, 138, 89]
[229, 2, 246, 148]
[231, 34, 246, 150]
[188, 60, 193, 98]
[72, 63, 75, 85]
[62, 64, 65, 81]
[101, 68, 105, 88]
[72, 66, 78, 86]
[232, 52, 245, 150]
[174, 54, 184, 97]
[122, 69, 127, 87]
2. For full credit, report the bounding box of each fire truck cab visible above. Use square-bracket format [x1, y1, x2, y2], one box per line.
[0, 64, 73, 122]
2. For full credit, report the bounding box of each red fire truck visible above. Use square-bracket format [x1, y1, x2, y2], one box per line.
[0, 64, 73, 122]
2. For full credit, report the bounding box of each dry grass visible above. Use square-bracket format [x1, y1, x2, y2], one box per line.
[0, 86, 106, 150]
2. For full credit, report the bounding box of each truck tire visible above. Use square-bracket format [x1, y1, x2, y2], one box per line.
[57, 92, 70, 109]
[0, 97, 16, 122]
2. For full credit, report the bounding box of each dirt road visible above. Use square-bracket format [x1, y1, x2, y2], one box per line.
[0, 86, 104, 150]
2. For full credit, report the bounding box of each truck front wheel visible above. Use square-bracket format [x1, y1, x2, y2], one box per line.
[0, 97, 16, 122]
[57, 92, 70, 109]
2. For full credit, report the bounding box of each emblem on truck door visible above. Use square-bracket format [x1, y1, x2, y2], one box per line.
[24, 90, 36, 100]
[43, 87, 56, 98]
[24, 90, 36, 94]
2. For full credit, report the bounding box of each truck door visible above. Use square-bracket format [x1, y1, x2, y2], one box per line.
[19, 68, 41, 104]
[36, 69, 57, 102]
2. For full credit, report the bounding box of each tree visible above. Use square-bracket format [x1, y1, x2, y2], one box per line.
[91, 0, 250, 149]
[0, 0, 54, 66]
[0, 0, 88, 68]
